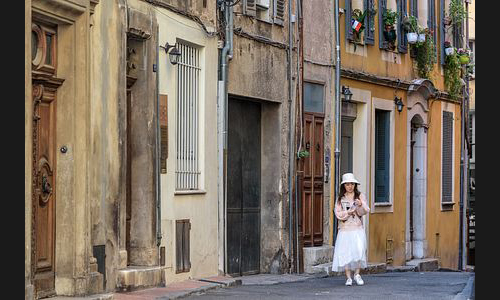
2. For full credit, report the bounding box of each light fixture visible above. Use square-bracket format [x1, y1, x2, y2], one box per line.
[341, 86, 353, 102]
[162, 42, 181, 65]
[394, 96, 404, 113]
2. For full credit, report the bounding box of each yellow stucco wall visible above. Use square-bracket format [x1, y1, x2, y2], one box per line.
[332, 78, 461, 268]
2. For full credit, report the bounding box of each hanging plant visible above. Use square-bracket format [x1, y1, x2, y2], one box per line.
[444, 52, 462, 100]
[412, 28, 436, 79]
[402, 15, 419, 44]
[447, 0, 468, 27]
[297, 150, 310, 158]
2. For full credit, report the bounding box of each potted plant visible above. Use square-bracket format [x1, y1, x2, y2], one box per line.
[457, 48, 470, 64]
[417, 27, 426, 42]
[383, 8, 398, 50]
[444, 41, 455, 56]
[402, 15, 418, 44]
[412, 29, 436, 79]
[444, 52, 462, 99]
[447, 0, 468, 27]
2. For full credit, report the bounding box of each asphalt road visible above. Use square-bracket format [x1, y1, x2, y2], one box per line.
[183, 271, 473, 300]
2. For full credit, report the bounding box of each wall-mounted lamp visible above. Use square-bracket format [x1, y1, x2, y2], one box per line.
[394, 96, 404, 113]
[162, 42, 181, 65]
[341, 86, 353, 102]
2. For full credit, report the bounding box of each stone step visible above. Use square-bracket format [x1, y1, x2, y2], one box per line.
[386, 265, 418, 272]
[302, 245, 334, 274]
[405, 258, 439, 271]
[116, 266, 165, 292]
[48, 294, 114, 300]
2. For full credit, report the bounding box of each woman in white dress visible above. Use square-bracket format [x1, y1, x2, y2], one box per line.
[332, 173, 370, 286]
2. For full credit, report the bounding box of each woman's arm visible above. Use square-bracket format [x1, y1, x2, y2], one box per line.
[355, 193, 370, 216]
[335, 201, 350, 221]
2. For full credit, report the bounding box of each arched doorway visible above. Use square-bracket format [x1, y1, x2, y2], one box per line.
[405, 79, 434, 261]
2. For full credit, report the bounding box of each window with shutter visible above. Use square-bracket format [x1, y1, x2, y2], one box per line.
[244, 0, 257, 17]
[364, 0, 376, 45]
[397, 0, 408, 53]
[375, 109, 391, 203]
[441, 111, 453, 207]
[176, 219, 191, 273]
[410, 0, 418, 18]
[274, 0, 285, 25]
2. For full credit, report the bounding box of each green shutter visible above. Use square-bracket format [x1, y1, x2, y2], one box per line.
[346, 0, 354, 41]
[442, 111, 453, 203]
[375, 110, 390, 203]
[428, 0, 437, 57]
[378, 0, 387, 49]
[398, 0, 408, 53]
[440, 0, 445, 65]
[364, 0, 375, 45]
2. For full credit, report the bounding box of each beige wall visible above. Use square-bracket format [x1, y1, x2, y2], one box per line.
[157, 7, 219, 283]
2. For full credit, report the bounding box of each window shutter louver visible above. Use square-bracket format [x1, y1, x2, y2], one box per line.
[428, 0, 437, 56]
[273, 0, 285, 25]
[364, 0, 375, 45]
[410, 0, 418, 18]
[375, 110, 390, 203]
[442, 111, 453, 203]
[398, 0, 408, 53]
[244, 0, 257, 17]
[346, 0, 354, 41]
[379, 0, 387, 49]
[440, 0, 445, 65]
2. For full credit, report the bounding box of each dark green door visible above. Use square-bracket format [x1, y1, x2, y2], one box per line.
[227, 98, 261, 276]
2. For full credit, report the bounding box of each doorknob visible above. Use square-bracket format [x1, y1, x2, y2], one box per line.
[416, 168, 420, 172]
[316, 143, 320, 151]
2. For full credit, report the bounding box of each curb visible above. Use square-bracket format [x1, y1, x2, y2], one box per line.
[453, 273, 475, 300]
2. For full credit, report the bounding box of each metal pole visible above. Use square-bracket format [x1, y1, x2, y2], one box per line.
[155, 25, 162, 249]
[333, 0, 341, 244]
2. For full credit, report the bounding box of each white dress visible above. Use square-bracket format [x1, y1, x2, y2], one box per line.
[331, 193, 370, 272]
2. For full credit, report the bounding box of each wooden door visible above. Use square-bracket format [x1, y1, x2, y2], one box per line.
[227, 99, 261, 276]
[31, 21, 62, 299]
[301, 113, 324, 247]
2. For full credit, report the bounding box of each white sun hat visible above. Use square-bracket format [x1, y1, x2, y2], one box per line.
[340, 173, 360, 185]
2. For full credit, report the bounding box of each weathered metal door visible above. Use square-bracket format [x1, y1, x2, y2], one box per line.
[31, 22, 62, 299]
[301, 113, 324, 247]
[227, 98, 261, 276]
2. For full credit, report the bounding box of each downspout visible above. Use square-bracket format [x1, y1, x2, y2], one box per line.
[333, 0, 341, 244]
[464, 0, 470, 269]
[287, 0, 295, 274]
[459, 0, 470, 270]
[155, 25, 162, 250]
[295, 0, 302, 273]
[219, 0, 233, 274]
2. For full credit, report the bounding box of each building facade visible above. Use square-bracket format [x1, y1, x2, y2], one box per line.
[333, 0, 467, 269]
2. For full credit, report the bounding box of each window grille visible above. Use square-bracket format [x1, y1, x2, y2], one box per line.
[176, 42, 201, 191]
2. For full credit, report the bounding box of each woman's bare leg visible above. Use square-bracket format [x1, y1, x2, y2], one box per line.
[354, 268, 360, 276]
[345, 267, 352, 279]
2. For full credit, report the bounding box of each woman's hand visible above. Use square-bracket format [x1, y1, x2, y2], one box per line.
[354, 199, 362, 207]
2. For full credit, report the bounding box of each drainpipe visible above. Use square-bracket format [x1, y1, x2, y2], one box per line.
[219, 0, 233, 274]
[459, 0, 470, 271]
[287, 0, 295, 274]
[155, 25, 162, 250]
[332, 0, 341, 244]
[295, 0, 302, 273]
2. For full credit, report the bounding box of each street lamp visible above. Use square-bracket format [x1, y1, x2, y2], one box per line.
[394, 96, 404, 113]
[162, 42, 181, 65]
[342, 86, 353, 102]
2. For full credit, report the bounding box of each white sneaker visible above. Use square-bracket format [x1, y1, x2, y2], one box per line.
[345, 278, 352, 286]
[354, 274, 364, 285]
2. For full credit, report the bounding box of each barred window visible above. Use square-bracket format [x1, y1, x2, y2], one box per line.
[176, 42, 201, 191]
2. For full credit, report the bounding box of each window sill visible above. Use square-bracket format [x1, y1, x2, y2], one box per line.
[374, 202, 392, 206]
[441, 202, 455, 211]
[175, 190, 207, 195]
